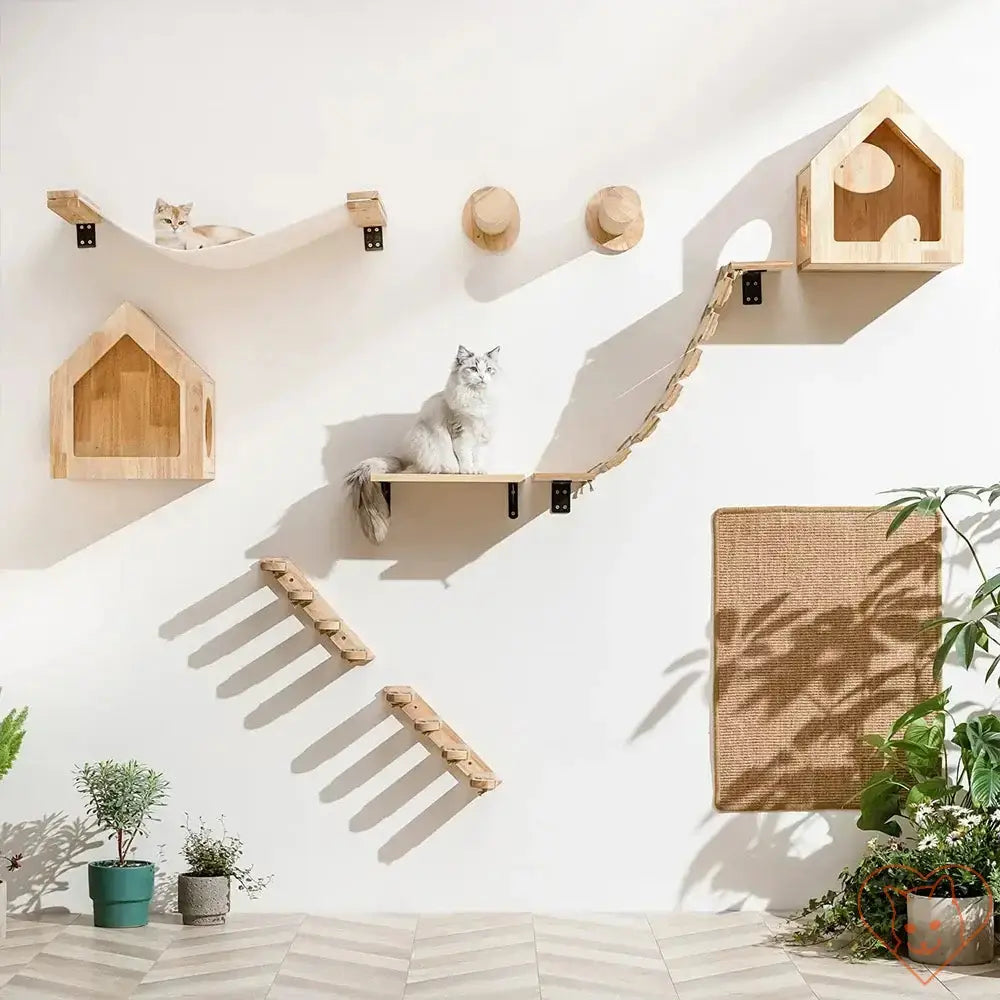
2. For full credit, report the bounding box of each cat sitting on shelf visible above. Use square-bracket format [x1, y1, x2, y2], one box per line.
[153, 198, 253, 249]
[346, 345, 501, 544]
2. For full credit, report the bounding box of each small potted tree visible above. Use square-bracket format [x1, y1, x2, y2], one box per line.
[74, 760, 169, 928]
[0, 705, 27, 940]
[177, 817, 270, 925]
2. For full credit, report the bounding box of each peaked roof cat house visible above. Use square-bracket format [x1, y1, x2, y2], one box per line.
[797, 87, 963, 271]
[50, 302, 215, 480]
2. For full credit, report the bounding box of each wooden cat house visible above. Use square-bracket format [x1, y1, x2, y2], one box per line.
[797, 87, 963, 271]
[50, 302, 215, 480]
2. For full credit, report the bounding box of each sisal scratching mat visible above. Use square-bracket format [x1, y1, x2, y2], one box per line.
[713, 507, 940, 812]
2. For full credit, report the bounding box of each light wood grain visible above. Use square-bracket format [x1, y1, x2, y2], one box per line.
[462, 187, 520, 252]
[798, 86, 962, 271]
[585, 186, 644, 253]
[260, 558, 374, 665]
[46, 189, 103, 225]
[370, 473, 526, 483]
[50, 302, 214, 480]
[345, 190, 387, 227]
[382, 686, 500, 793]
[531, 473, 598, 482]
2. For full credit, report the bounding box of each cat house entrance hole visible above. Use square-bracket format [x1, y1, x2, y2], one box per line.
[72, 335, 181, 458]
[834, 119, 941, 243]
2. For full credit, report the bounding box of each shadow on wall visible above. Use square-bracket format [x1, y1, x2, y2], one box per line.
[161, 579, 484, 862]
[631, 527, 939, 909]
[536, 116, 934, 474]
[0, 814, 101, 914]
[246, 416, 548, 586]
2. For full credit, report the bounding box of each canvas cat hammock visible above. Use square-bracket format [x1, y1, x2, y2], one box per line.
[46, 189, 386, 269]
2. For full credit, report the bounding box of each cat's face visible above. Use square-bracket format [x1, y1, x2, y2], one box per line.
[154, 198, 193, 235]
[454, 345, 500, 388]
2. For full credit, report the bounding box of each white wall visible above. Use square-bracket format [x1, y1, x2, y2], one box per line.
[1, 0, 998, 915]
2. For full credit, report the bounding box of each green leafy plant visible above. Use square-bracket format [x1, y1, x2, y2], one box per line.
[74, 760, 169, 866]
[181, 816, 271, 898]
[874, 484, 1000, 680]
[0, 705, 28, 874]
[0, 707, 28, 781]
[786, 805, 1000, 958]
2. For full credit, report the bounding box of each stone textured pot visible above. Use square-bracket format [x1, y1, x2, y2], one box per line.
[88, 861, 154, 928]
[177, 874, 231, 926]
[907, 893, 995, 966]
[0, 879, 6, 942]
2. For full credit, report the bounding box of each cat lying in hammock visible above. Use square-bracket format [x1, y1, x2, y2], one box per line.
[154, 198, 253, 249]
[346, 345, 501, 544]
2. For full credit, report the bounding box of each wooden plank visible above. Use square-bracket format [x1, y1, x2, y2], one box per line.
[46, 189, 103, 225]
[370, 473, 526, 483]
[259, 558, 374, 665]
[728, 260, 794, 270]
[346, 190, 387, 227]
[532, 472, 597, 482]
[382, 687, 499, 793]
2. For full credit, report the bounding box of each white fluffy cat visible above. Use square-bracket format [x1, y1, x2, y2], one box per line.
[153, 198, 253, 249]
[346, 345, 501, 544]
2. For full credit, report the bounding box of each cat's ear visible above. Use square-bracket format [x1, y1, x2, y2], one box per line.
[179, 202, 193, 215]
[486, 346, 500, 359]
[456, 345, 473, 363]
[155, 198, 168, 211]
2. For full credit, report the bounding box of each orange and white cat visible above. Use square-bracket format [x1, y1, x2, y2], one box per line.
[153, 198, 253, 250]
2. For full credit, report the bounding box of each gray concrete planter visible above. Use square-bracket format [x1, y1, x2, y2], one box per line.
[907, 893, 995, 966]
[177, 874, 231, 926]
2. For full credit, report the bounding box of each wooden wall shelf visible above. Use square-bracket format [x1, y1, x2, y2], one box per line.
[370, 473, 527, 520]
[259, 558, 374, 665]
[382, 686, 500, 793]
[50, 302, 214, 480]
[46, 189, 387, 268]
[797, 88, 962, 271]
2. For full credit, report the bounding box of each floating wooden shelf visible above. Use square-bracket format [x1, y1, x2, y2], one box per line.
[382, 686, 500, 793]
[370, 473, 527, 520]
[797, 87, 962, 271]
[46, 189, 387, 268]
[259, 558, 373, 665]
[50, 302, 214, 480]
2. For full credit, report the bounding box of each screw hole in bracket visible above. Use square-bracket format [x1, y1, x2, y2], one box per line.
[741, 270, 762, 305]
[364, 225, 384, 252]
[76, 223, 96, 248]
[507, 482, 520, 519]
[550, 480, 572, 514]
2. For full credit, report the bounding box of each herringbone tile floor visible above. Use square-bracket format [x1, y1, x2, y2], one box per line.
[0, 911, 997, 998]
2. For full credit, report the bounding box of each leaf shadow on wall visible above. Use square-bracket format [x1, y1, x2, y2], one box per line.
[535, 116, 934, 475]
[631, 535, 939, 909]
[246, 416, 548, 586]
[292, 696, 482, 864]
[0, 814, 102, 915]
[160, 576, 481, 861]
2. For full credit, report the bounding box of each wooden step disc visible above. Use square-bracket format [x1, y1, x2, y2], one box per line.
[259, 559, 287, 573]
[414, 718, 442, 733]
[288, 589, 314, 604]
[383, 687, 413, 706]
[471, 775, 499, 791]
[441, 746, 469, 762]
[343, 649, 372, 663]
[314, 619, 342, 634]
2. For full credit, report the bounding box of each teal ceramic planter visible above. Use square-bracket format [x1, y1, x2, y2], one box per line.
[88, 861, 154, 928]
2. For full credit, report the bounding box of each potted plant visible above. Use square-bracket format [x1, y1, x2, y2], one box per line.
[0, 705, 27, 942]
[74, 760, 169, 928]
[177, 816, 270, 925]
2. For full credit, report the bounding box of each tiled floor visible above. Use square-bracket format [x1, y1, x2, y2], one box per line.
[0, 910, 997, 998]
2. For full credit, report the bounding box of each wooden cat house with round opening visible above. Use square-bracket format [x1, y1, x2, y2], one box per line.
[50, 302, 215, 480]
[797, 87, 963, 271]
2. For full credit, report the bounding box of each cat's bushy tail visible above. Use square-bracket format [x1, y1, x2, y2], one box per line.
[345, 457, 403, 544]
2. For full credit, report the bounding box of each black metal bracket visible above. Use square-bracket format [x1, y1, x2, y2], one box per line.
[550, 480, 572, 514]
[507, 482, 519, 519]
[379, 481, 391, 514]
[741, 270, 763, 305]
[76, 223, 97, 248]
[363, 225, 383, 252]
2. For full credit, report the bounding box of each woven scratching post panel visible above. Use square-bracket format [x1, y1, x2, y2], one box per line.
[713, 507, 940, 812]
